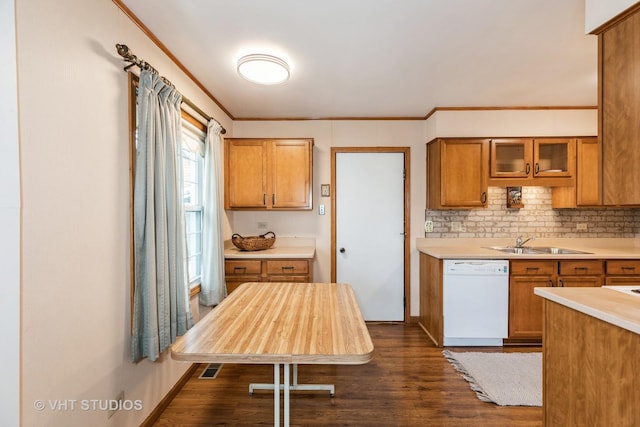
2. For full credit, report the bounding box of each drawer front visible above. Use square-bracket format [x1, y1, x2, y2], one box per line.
[225, 260, 262, 275]
[266, 275, 310, 283]
[559, 260, 604, 276]
[266, 260, 309, 275]
[606, 260, 640, 275]
[510, 261, 556, 275]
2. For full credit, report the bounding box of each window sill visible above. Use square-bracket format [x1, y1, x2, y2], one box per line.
[190, 284, 201, 298]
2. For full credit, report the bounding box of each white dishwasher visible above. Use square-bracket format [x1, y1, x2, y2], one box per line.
[443, 260, 509, 346]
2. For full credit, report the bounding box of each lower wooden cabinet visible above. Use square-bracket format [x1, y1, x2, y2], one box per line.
[224, 258, 313, 294]
[419, 256, 640, 346]
[509, 261, 556, 340]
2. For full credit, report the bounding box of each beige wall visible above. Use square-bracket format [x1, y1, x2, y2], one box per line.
[16, 0, 231, 425]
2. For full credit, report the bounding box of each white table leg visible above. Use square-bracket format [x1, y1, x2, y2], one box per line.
[283, 363, 290, 427]
[250, 364, 335, 396]
[274, 364, 279, 427]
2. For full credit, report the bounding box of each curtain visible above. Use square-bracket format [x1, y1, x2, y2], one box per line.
[132, 70, 193, 362]
[199, 120, 226, 306]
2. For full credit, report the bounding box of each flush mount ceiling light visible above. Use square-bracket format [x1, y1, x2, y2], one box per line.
[237, 54, 290, 85]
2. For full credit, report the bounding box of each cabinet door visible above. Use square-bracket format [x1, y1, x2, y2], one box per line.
[427, 139, 488, 208]
[601, 10, 640, 205]
[270, 139, 312, 209]
[490, 138, 532, 178]
[509, 275, 549, 339]
[551, 137, 600, 208]
[224, 140, 267, 208]
[533, 138, 575, 177]
[576, 137, 601, 205]
[605, 276, 640, 286]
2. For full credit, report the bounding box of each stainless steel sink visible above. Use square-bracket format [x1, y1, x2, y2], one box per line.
[528, 246, 592, 255]
[484, 246, 592, 255]
[484, 246, 542, 254]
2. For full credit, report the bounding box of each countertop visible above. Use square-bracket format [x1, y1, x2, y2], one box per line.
[534, 286, 640, 335]
[417, 237, 640, 259]
[224, 236, 316, 259]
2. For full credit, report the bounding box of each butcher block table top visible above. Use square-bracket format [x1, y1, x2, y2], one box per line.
[171, 282, 374, 365]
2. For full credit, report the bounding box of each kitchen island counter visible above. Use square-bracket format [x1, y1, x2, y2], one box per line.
[417, 237, 640, 259]
[535, 286, 640, 426]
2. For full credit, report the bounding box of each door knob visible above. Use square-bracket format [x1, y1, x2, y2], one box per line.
[339, 248, 346, 253]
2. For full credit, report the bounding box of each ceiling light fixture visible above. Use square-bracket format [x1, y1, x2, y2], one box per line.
[237, 54, 290, 85]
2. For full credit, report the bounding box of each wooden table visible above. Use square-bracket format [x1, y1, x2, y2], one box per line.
[171, 282, 374, 426]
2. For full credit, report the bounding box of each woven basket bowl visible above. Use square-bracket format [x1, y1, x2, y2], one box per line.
[231, 231, 276, 251]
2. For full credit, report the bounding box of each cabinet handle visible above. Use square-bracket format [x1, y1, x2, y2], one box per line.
[574, 267, 587, 273]
[272, 193, 275, 205]
[263, 193, 266, 205]
[234, 267, 247, 272]
[549, 279, 554, 286]
[481, 192, 487, 204]
[526, 267, 539, 272]
[559, 279, 564, 287]
[535, 163, 540, 174]
[525, 163, 531, 175]
[282, 266, 294, 272]
[622, 266, 636, 272]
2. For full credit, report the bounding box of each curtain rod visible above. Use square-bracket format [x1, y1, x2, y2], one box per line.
[115, 44, 226, 134]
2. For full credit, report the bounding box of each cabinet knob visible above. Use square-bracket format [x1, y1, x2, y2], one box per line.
[339, 247, 346, 253]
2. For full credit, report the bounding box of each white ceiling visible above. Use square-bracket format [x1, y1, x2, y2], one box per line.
[120, 0, 598, 120]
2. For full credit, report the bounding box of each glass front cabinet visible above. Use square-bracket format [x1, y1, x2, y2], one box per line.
[489, 138, 575, 185]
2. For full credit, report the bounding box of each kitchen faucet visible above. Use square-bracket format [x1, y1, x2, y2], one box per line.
[515, 235, 535, 248]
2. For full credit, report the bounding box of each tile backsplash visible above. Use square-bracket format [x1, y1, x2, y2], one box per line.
[425, 187, 640, 238]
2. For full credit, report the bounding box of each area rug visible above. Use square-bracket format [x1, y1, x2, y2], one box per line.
[442, 350, 542, 406]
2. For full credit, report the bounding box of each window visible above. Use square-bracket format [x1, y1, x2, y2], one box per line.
[181, 119, 206, 287]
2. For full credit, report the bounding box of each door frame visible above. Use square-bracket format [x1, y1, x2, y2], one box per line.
[330, 147, 411, 323]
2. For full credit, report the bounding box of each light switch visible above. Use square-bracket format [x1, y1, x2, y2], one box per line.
[319, 204, 325, 215]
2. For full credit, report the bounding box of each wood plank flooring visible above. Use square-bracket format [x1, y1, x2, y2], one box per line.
[154, 323, 542, 426]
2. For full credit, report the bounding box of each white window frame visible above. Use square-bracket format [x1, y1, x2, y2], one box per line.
[181, 120, 206, 288]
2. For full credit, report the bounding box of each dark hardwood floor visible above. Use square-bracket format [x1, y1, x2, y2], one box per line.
[154, 323, 542, 426]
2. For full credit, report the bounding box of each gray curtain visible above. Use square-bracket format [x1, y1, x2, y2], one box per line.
[132, 70, 193, 362]
[199, 120, 226, 306]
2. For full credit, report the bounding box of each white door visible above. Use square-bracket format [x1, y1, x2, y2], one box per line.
[335, 151, 405, 321]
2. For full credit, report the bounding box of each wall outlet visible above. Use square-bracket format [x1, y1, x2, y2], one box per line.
[450, 221, 463, 232]
[577, 223, 588, 231]
[424, 220, 434, 233]
[257, 221, 268, 229]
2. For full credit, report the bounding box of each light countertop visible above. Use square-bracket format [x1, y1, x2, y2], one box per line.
[224, 236, 315, 259]
[534, 286, 640, 335]
[417, 237, 640, 259]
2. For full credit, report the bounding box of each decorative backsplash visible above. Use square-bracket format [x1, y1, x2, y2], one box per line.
[425, 187, 640, 238]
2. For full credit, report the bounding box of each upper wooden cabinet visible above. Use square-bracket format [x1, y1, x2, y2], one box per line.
[489, 138, 575, 187]
[599, 7, 640, 206]
[551, 137, 601, 208]
[426, 138, 489, 209]
[224, 138, 313, 210]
